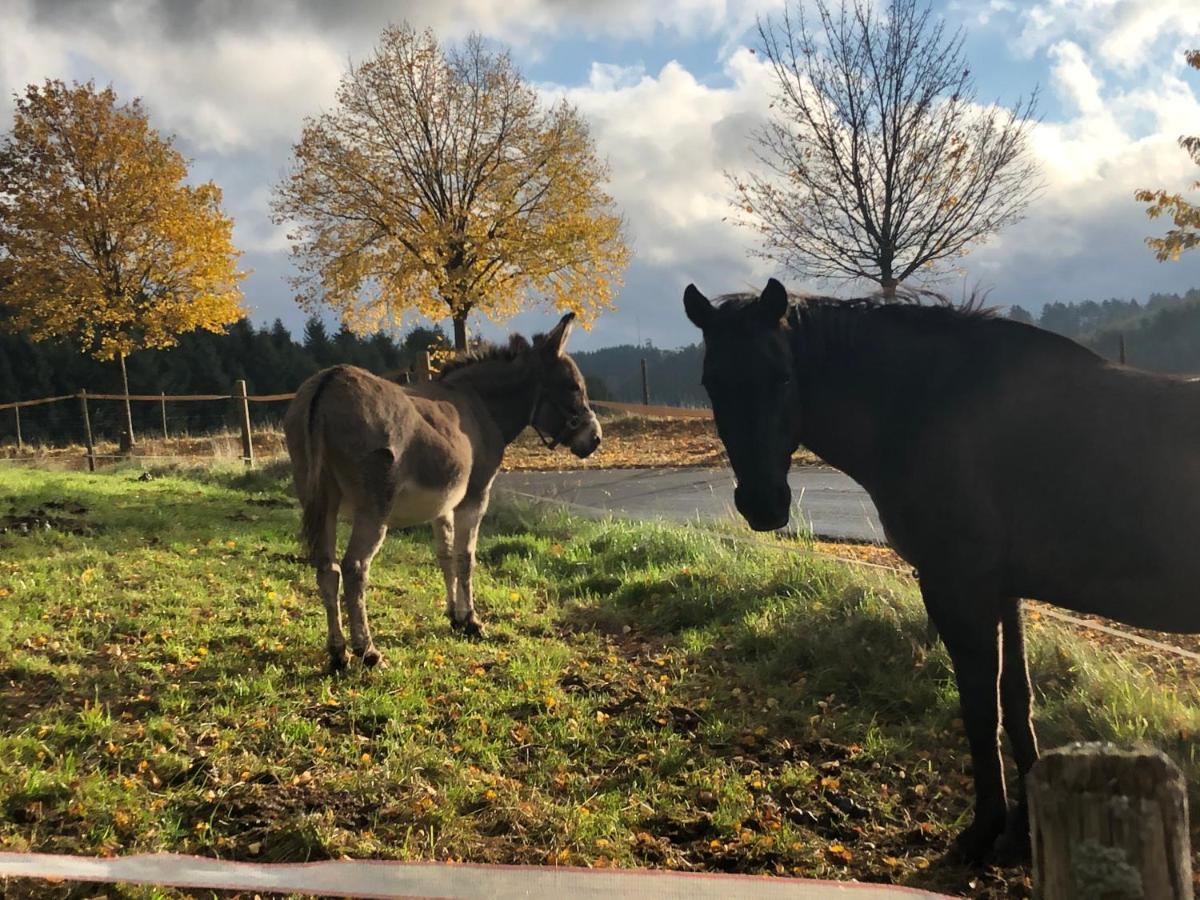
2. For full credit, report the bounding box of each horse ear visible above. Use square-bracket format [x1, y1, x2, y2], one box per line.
[759, 278, 789, 324]
[684, 284, 714, 330]
[542, 312, 576, 358]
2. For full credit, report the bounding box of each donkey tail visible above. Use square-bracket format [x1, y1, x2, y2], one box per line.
[298, 367, 339, 563]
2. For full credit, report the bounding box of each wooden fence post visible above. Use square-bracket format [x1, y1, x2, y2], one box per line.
[234, 380, 254, 467]
[160, 391, 168, 440]
[1119, 334, 1127, 365]
[640, 358, 650, 406]
[1029, 742, 1192, 899]
[417, 351, 432, 382]
[79, 390, 96, 472]
[14, 405, 22, 451]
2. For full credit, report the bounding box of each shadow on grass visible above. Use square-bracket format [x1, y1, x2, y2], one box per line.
[481, 499, 1200, 891]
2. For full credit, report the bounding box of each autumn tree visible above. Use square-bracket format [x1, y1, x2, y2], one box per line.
[731, 0, 1039, 297]
[1136, 50, 1200, 261]
[272, 24, 628, 350]
[0, 80, 245, 443]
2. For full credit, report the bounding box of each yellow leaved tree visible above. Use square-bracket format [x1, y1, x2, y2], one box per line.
[0, 80, 246, 443]
[1135, 50, 1200, 260]
[272, 25, 628, 350]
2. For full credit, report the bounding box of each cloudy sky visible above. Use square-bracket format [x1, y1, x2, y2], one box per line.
[2, 0, 1198, 349]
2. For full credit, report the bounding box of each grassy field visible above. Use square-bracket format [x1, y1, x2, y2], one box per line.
[1, 464, 1199, 899]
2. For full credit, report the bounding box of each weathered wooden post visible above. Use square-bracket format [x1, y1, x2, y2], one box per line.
[640, 358, 650, 406]
[234, 379, 254, 467]
[416, 351, 433, 382]
[1119, 334, 1127, 365]
[14, 405, 22, 451]
[79, 390, 96, 472]
[1029, 742, 1192, 900]
[160, 391, 168, 440]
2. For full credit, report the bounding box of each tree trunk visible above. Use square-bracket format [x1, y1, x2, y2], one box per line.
[118, 352, 136, 448]
[1029, 742, 1192, 899]
[453, 312, 468, 351]
[881, 277, 899, 300]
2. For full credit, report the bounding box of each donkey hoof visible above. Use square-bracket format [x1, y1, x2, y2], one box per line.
[462, 618, 485, 639]
[328, 648, 349, 675]
[361, 647, 382, 668]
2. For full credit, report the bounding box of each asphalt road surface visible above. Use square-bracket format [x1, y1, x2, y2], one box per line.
[496, 467, 884, 543]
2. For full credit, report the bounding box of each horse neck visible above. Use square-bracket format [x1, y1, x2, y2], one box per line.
[794, 308, 948, 487]
[441, 359, 539, 445]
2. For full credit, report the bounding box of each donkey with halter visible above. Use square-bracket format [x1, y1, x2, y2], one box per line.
[685, 278, 1200, 862]
[284, 313, 601, 672]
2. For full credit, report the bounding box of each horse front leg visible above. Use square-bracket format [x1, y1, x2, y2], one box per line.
[996, 597, 1039, 859]
[341, 514, 387, 668]
[921, 576, 1007, 864]
[434, 514, 457, 627]
[449, 495, 487, 638]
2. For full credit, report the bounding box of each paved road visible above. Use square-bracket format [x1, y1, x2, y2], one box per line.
[496, 467, 885, 543]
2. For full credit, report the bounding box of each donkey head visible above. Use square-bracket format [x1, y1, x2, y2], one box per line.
[685, 278, 799, 531]
[529, 313, 602, 459]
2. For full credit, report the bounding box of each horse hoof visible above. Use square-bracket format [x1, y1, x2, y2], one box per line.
[947, 819, 1003, 866]
[993, 808, 1031, 864]
[361, 647, 382, 668]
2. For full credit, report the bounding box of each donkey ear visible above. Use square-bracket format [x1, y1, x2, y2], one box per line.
[542, 312, 576, 358]
[759, 278, 789, 324]
[683, 284, 714, 330]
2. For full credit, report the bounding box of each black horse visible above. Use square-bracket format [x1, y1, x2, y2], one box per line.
[684, 277, 1200, 862]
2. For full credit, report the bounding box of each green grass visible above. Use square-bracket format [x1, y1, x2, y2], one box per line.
[1, 463, 1198, 899]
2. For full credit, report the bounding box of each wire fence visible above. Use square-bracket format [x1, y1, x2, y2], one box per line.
[0, 361, 711, 468]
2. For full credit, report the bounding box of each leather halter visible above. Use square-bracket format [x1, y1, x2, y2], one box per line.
[531, 388, 588, 450]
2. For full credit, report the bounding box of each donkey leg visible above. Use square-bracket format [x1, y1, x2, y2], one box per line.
[450, 496, 487, 638]
[997, 598, 1039, 858]
[434, 514, 458, 626]
[341, 514, 388, 668]
[312, 489, 348, 673]
[922, 580, 1006, 864]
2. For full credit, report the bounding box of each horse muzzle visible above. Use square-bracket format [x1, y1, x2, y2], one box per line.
[734, 482, 791, 532]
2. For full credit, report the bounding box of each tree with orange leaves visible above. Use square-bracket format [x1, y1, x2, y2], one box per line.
[1136, 51, 1200, 261]
[0, 80, 245, 443]
[272, 24, 628, 350]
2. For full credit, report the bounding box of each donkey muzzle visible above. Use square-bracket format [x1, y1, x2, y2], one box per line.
[569, 415, 602, 459]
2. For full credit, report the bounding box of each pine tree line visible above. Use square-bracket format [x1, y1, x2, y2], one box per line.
[1008, 289, 1200, 340]
[0, 317, 445, 445]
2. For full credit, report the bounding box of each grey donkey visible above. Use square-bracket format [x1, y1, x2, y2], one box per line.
[284, 313, 601, 672]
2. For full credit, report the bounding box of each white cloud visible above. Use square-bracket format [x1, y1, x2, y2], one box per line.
[3, 0, 1198, 346]
[544, 51, 773, 268]
[961, 25, 1200, 303]
[1010, 0, 1199, 71]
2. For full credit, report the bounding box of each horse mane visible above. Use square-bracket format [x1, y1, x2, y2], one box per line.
[712, 289, 1102, 367]
[435, 333, 533, 380]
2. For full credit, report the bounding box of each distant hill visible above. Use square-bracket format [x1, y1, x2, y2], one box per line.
[1012, 289, 1200, 343]
[572, 343, 706, 407]
[1087, 294, 1200, 373]
[1009, 287, 1200, 373]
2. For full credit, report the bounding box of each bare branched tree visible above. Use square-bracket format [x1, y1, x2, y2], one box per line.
[731, 0, 1040, 297]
